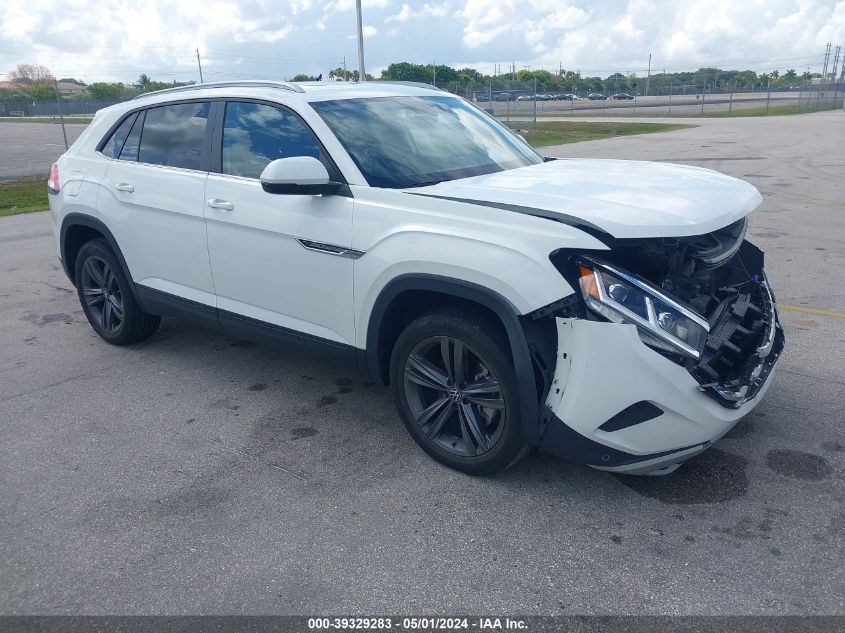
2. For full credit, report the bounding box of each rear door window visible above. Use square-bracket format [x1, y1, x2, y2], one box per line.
[138, 102, 211, 170]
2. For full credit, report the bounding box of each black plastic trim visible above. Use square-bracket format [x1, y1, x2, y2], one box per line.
[598, 401, 664, 433]
[133, 285, 220, 330]
[219, 310, 356, 361]
[59, 214, 134, 289]
[364, 274, 542, 444]
[134, 285, 358, 363]
[539, 405, 703, 468]
[261, 181, 344, 196]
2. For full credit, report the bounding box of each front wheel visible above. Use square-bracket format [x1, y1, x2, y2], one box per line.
[75, 239, 160, 345]
[389, 309, 528, 475]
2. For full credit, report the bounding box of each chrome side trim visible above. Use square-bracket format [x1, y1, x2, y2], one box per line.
[296, 239, 365, 259]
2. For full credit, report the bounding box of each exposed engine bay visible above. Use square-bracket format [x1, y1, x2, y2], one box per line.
[548, 218, 785, 408]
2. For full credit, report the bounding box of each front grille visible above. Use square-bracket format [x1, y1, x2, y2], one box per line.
[689, 277, 784, 408]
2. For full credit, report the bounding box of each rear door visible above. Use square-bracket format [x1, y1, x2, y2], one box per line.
[100, 100, 215, 306]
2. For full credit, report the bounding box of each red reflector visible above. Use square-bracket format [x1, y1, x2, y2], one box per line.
[48, 163, 60, 192]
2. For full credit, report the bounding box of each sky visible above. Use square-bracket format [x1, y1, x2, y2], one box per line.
[1, 0, 844, 84]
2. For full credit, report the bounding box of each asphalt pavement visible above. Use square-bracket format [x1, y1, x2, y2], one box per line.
[0, 112, 843, 615]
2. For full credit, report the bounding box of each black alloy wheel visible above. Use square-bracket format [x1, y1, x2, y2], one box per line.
[74, 238, 161, 345]
[390, 309, 528, 475]
[80, 255, 125, 333]
[404, 336, 506, 457]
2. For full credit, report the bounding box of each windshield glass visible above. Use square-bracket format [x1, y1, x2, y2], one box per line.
[311, 95, 542, 188]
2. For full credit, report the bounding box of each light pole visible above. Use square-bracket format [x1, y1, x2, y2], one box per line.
[355, 0, 366, 81]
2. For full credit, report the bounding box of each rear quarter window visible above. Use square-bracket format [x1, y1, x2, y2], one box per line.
[101, 112, 137, 159]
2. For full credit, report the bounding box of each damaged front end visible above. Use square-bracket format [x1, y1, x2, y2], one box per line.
[526, 219, 784, 474]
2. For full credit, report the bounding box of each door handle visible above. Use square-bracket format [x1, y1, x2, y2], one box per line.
[114, 182, 134, 193]
[207, 198, 234, 211]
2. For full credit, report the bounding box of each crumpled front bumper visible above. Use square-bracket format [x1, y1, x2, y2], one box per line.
[538, 317, 779, 475]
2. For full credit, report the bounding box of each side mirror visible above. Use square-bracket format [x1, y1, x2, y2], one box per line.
[259, 157, 342, 195]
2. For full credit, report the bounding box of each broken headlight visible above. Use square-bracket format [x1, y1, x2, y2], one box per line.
[577, 259, 710, 359]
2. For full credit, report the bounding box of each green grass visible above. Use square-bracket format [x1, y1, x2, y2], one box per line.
[707, 104, 799, 118]
[0, 116, 93, 124]
[515, 121, 695, 147]
[0, 179, 49, 217]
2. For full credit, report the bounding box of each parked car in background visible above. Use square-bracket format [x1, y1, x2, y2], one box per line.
[48, 80, 783, 477]
[587, 93, 607, 100]
[611, 93, 635, 100]
[493, 92, 515, 101]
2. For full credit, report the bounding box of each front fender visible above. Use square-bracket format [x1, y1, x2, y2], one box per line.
[362, 273, 545, 444]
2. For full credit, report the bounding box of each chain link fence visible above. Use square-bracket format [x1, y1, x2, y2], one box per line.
[0, 83, 842, 183]
[0, 100, 120, 183]
[464, 82, 844, 122]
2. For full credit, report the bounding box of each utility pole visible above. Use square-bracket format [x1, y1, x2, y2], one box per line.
[645, 53, 651, 96]
[196, 49, 204, 83]
[355, 0, 366, 81]
[821, 43, 831, 90]
[831, 46, 841, 86]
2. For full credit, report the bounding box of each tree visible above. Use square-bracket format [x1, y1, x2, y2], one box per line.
[23, 83, 58, 101]
[291, 73, 316, 81]
[135, 74, 151, 90]
[88, 82, 126, 100]
[8, 63, 54, 84]
[381, 62, 432, 83]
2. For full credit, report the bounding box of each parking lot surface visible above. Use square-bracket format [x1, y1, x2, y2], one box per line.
[1, 112, 843, 615]
[0, 122, 87, 182]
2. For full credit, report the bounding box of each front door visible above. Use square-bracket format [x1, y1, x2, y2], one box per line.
[204, 100, 355, 347]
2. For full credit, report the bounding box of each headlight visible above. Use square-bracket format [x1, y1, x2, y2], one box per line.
[577, 259, 710, 359]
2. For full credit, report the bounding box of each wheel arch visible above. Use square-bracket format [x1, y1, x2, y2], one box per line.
[361, 274, 543, 444]
[60, 214, 134, 291]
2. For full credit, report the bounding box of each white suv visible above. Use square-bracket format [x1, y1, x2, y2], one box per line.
[48, 81, 784, 475]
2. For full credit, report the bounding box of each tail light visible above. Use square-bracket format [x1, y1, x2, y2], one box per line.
[47, 163, 60, 193]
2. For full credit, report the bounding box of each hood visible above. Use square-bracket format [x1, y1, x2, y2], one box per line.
[410, 158, 762, 239]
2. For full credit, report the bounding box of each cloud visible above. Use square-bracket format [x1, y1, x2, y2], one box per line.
[347, 25, 379, 38]
[0, 0, 841, 84]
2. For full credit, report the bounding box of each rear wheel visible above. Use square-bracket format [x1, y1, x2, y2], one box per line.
[389, 309, 527, 475]
[75, 239, 160, 345]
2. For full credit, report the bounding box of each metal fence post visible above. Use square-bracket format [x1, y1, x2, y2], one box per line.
[54, 80, 69, 151]
[729, 91, 733, 116]
[506, 82, 510, 123]
[700, 85, 705, 115]
[766, 81, 771, 115]
[667, 84, 672, 116]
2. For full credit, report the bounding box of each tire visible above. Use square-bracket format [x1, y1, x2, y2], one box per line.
[389, 309, 528, 475]
[74, 238, 160, 345]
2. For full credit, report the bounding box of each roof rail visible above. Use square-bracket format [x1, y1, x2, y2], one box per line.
[374, 80, 443, 91]
[133, 80, 306, 100]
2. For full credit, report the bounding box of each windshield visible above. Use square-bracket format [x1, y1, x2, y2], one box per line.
[311, 95, 543, 188]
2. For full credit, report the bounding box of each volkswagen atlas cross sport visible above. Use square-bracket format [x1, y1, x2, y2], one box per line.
[48, 80, 784, 476]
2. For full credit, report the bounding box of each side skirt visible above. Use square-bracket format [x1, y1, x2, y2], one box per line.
[134, 285, 359, 369]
